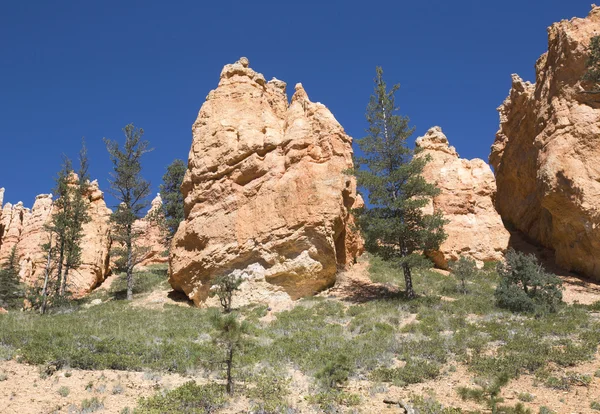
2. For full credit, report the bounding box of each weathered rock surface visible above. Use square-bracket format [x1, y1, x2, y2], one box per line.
[0, 181, 113, 296]
[134, 194, 168, 268]
[417, 127, 510, 268]
[0, 201, 29, 264]
[17, 194, 54, 286]
[169, 58, 362, 305]
[490, 6, 600, 279]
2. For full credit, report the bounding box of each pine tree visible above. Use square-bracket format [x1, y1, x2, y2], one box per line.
[582, 35, 600, 92]
[159, 159, 186, 238]
[61, 140, 91, 295]
[354, 67, 447, 299]
[104, 124, 152, 301]
[210, 311, 249, 395]
[0, 246, 22, 309]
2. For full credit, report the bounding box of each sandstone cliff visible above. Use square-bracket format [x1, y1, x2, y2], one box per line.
[417, 127, 509, 268]
[134, 194, 168, 268]
[490, 6, 600, 280]
[169, 58, 363, 305]
[0, 180, 113, 296]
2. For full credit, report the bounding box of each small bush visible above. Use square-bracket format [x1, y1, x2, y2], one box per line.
[247, 370, 292, 413]
[58, 386, 70, 397]
[80, 397, 104, 413]
[518, 392, 534, 402]
[450, 255, 478, 294]
[315, 354, 352, 389]
[539, 407, 555, 414]
[591, 401, 600, 411]
[135, 381, 226, 413]
[495, 249, 563, 314]
[306, 390, 360, 410]
[0, 372, 7, 381]
[112, 384, 124, 395]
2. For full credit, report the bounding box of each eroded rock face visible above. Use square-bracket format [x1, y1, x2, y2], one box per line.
[17, 194, 54, 286]
[417, 127, 510, 268]
[169, 58, 362, 305]
[0, 181, 112, 296]
[490, 6, 600, 279]
[0, 201, 29, 265]
[134, 194, 168, 268]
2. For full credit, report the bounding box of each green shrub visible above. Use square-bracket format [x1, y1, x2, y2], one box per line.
[518, 392, 534, 402]
[246, 369, 291, 413]
[135, 381, 226, 413]
[80, 397, 104, 413]
[58, 386, 70, 397]
[450, 255, 478, 294]
[315, 354, 352, 389]
[591, 401, 600, 411]
[539, 407, 555, 414]
[495, 249, 563, 314]
[306, 390, 360, 410]
[371, 359, 440, 385]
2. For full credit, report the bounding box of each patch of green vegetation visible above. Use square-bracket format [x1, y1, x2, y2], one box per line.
[409, 395, 463, 413]
[246, 369, 292, 413]
[135, 382, 226, 413]
[58, 386, 70, 397]
[518, 392, 534, 402]
[108, 265, 169, 299]
[591, 401, 600, 411]
[305, 390, 361, 410]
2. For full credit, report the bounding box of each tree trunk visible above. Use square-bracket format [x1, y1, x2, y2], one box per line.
[60, 265, 70, 297]
[226, 345, 234, 395]
[55, 239, 65, 296]
[402, 262, 415, 299]
[40, 238, 53, 315]
[126, 237, 133, 301]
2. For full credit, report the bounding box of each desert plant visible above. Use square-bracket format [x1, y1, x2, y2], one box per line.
[457, 373, 510, 414]
[315, 353, 352, 390]
[209, 272, 243, 313]
[450, 255, 478, 294]
[136, 381, 226, 413]
[495, 249, 563, 314]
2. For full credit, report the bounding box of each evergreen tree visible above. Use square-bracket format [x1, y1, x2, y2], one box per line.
[354, 67, 447, 299]
[47, 156, 73, 296]
[210, 311, 249, 395]
[61, 140, 91, 295]
[582, 35, 600, 92]
[159, 159, 186, 238]
[0, 246, 22, 309]
[104, 124, 152, 301]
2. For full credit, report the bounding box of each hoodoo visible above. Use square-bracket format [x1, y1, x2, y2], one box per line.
[416, 127, 509, 268]
[490, 6, 600, 279]
[169, 58, 363, 305]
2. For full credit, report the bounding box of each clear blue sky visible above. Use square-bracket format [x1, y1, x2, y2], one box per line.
[0, 0, 592, 208]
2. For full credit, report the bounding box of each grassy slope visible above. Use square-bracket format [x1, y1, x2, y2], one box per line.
[1, 259, 599, 412]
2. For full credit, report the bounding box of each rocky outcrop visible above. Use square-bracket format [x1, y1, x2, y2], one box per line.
[134, 194, 168, 267]
[17, 194, 54, 286]
[417, 127, 510, 268]
[70, 180, 112, 295]
[0, 202, 29, 265]
[490, 6, 600, 280]
[0, 180, 113, 296]
[169, 58, 362, 305]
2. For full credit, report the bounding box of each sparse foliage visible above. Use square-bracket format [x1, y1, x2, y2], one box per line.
[354, 67, 447, 298]
[450, 255, 478, 294]
[495, 249, 563, 314]
[104, 124, 152, 301]
[582, 35, 600, 92]
[315, 354, 352, 390]
[209, 273, 243, 313]
[0, 246, 22, 309]
[159, 159, 186, 239]
[210, 311, 250, 395]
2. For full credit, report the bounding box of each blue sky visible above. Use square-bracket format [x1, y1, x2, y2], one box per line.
[0, 0, 592, 208]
